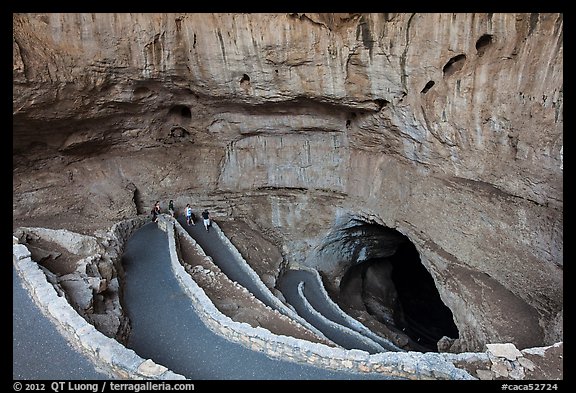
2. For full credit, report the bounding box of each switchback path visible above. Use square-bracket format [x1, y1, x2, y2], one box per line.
[178, 217, 397, 353]
[277, 269, 401, 353]
[122, 222, 395, 380]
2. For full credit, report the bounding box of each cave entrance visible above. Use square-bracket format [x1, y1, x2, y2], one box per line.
[338, 223, 458, 352]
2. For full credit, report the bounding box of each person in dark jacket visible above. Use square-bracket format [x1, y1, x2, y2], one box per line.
[201, 209, 211, 232]
[151, 201, 160, 222]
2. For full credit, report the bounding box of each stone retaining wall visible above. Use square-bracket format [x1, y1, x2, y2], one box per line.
[15, 214, 558, 380]
[182, 219, 333, 342]
[164, 216, 476, 380]
[13, 217, 186, 380]
[296, 266, 403, 351]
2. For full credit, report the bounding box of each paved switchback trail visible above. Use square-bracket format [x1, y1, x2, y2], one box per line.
[277, 269, 402, 353]
[176, 217, 276, 309]
[122, 222, 395, 380]
[177, 217, 396, 354]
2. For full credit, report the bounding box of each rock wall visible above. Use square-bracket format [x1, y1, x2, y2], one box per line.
[13, 217, 148, 343]
[13, 225, 186, 380]
[13, 13, 562, 352]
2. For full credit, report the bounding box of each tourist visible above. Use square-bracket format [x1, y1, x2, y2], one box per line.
[168, 199, 175, 217]
[185, 204, 195, 226]
[201, 209, 211, 232]
[151, 201, 160, 222]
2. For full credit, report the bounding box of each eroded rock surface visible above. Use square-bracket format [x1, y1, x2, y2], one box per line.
[13, 13, 562, 353]
[13, 226, 134, 342]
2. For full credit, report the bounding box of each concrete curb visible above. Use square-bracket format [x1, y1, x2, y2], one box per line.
[295, 280, 387, 353]
[210, 220, 331, 340]
[13, 217, 186, 380]
[13, 214, 562, 380]
[164, 216, 475, 380]
[13, 214, 477, 380]
[296, 266, 403, 351]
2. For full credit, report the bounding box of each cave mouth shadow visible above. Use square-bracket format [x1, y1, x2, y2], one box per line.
[338, 224, 459, 352]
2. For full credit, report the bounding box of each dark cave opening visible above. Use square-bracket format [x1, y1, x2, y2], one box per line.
[388, 240, 459, 350]
[338, 224, 459, 352]
[475, 34, 493, 56]
[442, 54, 466, 77]
[168, 105, 192, 119]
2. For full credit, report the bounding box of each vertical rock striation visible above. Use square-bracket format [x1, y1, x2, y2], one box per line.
[13, 13, 562, 352]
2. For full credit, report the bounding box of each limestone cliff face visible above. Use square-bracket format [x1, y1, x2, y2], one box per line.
[13, 13, 562, 352]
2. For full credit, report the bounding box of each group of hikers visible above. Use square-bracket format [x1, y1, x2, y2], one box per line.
[151, 200, 212, 232]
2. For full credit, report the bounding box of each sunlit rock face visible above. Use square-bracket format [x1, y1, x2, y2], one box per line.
[13, 13, 562, 352]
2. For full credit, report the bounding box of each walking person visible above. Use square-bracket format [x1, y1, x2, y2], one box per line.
[201, 209, 211, 232]
[151, 201, 161, 222]
[185, 204, 195, 226]
[168, 199, 175, 217]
